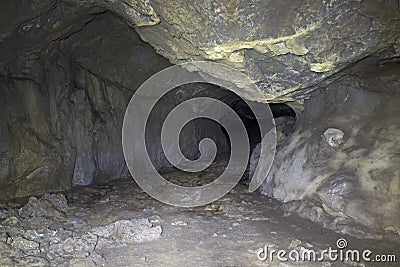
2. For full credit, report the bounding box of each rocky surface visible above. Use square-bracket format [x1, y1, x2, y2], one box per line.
[133, 0, 400, 101]
[1, 1, 399, 102]
[1, 176, 398, 266]
[0, 11, 227, 199]
[0, 0, 399, 240]
[0, 10, 169, 198]
[0, 192, 162, 267]
[256, 63, 400, 237]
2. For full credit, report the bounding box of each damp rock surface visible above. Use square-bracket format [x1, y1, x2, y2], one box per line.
[132, 0, 400, 101]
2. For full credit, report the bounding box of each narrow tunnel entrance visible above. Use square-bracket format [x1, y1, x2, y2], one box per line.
[221, 100, 297, 184]
[224, 101, 297, 150]
[152, 85, 297, 188]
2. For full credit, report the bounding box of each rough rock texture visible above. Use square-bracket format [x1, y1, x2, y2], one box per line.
[0, 0, 399, 238]
[91, 219, 162, 244]
[258, 62, 400, 236]
[132, 0, 400, 101]
[0, 12, 165, 198]
[2, 1, 399, 101]
[0, 11, 227, 199]
[0, 193, 162, 266]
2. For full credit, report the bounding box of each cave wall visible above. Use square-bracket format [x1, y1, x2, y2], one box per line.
[0, 13, 163, 198]
[0, 12, 227, 200]
[259, 61, 400, 237]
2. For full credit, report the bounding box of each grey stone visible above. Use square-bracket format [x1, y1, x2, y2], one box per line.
[323, 128, 344, 147]
[19, 194, 68, 221]
[11, 236, 40, 254]
[91, 218, 162, 244]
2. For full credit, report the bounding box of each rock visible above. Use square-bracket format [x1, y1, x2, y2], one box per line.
[24, 228, 58, 240]
[323, 128, 344, 147]
[133, 0, 400, 101]
[249, 143, 261, 182]
[48, 232, 98, 258]
[13, 256, 50, 267]
[0, 241, 50, 267]
[263, 80, 400, 236]
[317, 175, 353, 213]
[288, 239, 302, 250]
[2, 216, 20, 227]
[91, 219, 162, 244]
[171, 220, 188, 226]
[204, 204, 223, 212]
[11, 236, 40, 253]
[68, 253, 106, 267]
[19, 194, 68, 221]
[0, 209, 7, 220]
[148, 215, 162, 224]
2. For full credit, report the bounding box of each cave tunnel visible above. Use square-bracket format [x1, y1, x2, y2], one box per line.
[0, 1, 399, 266]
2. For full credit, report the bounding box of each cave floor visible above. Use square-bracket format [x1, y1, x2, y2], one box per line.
[1, 172, 398, 267]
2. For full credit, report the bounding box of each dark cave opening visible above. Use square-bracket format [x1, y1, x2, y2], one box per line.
[146, 83, 297, 187]
[221, 100, 297, 155]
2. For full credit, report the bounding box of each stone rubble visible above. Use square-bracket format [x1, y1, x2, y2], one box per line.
[0, 175, 397, 266]
[0, 193, 162, 266]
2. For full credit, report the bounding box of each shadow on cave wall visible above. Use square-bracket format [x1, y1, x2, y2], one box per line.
[0, 12, 191, 199]
[0, 12, 234, 199]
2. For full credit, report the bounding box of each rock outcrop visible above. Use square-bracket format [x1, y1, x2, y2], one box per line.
[256, 62, 400, 236]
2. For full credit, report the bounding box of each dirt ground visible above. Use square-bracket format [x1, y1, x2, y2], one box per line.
[1, 170, 398, 267]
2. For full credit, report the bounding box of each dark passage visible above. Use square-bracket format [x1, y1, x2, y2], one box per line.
[222, 100, 297, 153]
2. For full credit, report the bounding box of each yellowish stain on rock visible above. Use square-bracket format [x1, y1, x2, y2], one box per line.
[265, 39, 309, 56]
[227, 50, 244, 63]
[122, 0, 160, 26]
[201, 24, 318, 60]
[394, 37, 400, 56]
[267, 42, 290, 55]
[310, 61, 335, 72]
[285, 38, 309, 56]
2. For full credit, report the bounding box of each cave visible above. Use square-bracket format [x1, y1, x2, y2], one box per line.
[0, 1, 399, 266]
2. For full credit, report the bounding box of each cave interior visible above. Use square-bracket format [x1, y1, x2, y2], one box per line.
[0, 0, 399, 266]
